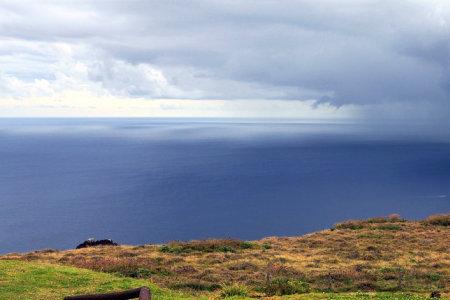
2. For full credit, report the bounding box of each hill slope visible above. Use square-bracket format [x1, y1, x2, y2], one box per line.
[0, 260, 197, 300]
[2, 214, 449, 298]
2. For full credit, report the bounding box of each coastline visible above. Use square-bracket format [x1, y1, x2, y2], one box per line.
[2, 213, 449, 299]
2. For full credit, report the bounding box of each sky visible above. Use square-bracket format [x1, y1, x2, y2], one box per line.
[0, 0, 449, 120]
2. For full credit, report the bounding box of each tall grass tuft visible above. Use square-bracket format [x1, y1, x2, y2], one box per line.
[423, 213, 450, 226]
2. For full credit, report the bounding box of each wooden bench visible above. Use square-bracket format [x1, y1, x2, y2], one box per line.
[64, 287, 151, 300]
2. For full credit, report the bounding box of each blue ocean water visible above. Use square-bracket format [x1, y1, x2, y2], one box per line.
[0, 118, 449, 254]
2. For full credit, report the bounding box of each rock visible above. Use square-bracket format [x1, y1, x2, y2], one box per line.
[76, 238, 118, 249]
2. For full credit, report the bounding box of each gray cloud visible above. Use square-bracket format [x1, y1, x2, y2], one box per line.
[0, 0, 449, 118]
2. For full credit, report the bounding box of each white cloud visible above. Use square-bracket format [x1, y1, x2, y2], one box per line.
[0, 1, 449, 119]
[0, 39, 347, 118]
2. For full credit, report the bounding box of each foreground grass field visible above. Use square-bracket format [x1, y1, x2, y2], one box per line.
[0, 260, 196, 300]
[0, 260, 438, 299]
[2, 213, 449, 299]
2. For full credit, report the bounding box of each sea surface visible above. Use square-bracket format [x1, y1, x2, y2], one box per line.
[0, 118, 449, 254]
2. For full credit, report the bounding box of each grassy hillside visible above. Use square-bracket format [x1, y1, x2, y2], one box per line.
[2, 213, 449, 299]
[0, 260, 197, 299]
[0, 260, 438, 300]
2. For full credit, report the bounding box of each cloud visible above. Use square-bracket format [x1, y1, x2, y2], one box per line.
[0, 1, 449, 119]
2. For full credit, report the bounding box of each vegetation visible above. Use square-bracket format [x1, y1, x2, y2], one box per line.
[159, 239, 255, 254]
[1, 213, 449, 299]
[0, 260, 196, 300]
[220, 284, 249, 298]
[263, 278, 310, 296]
[423, 214, 450, 227]
[0, 260, 439, 300]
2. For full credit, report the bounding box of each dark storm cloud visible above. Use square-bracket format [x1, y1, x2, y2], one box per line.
[0, 1, 449, 113]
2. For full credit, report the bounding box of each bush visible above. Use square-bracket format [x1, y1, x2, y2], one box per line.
[264, 278, 310, 296]
[423, 213, 450, 226]
[261, 242, 272, 250]
[171, 280, 221, 291]
[334, 220, 364, 230]
[220, 284, 249, 298]
[118, 267, 154, 278]
[217, 245, 235, 253]
[367, 214, 404, 223]
[159, 239, 250, 254]
[240, 241, 254, 249]
[426, 273, 442, 282]
[373, 224, 402, 231]
[159, 245, 185, 254]
[335, 214, 406, 230]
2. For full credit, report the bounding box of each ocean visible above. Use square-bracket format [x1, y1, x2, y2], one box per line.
[0, 118, 449, 253]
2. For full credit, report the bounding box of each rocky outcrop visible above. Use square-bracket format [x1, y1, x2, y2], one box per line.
[76, 238, 118, 249]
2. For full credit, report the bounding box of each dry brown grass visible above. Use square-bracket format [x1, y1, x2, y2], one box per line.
[2, 213, 449, 297]
[423, 213, 450, 227]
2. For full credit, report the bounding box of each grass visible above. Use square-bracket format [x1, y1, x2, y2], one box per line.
[0, 260, 198, 300]
[221, 284, 249, 297]
[159, 239, 255, 254]
[280, 293, 441, 299]
[1, 213, 449, 299]
[263, 278, 310, 296]
[423, 214, 450, 227]
[0, 260, 439, 299]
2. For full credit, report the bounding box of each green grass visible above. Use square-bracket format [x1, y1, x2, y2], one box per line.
[223, 292, 438, 299]
[281, 292, 438, 299]
[0, 260, 199, 300]
[0, 260, 444, 299]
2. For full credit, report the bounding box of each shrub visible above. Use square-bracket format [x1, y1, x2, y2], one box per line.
[367, 214, 404, 223]
[372, 224, 402, 231]
[262, 242, 272, 250]
[240, 241, 254, 249]
[160, 239, 249, 253]
[118, 267, 154, 278]
[335, 215, 406, 230]
[264, 278, 310, 296]
[423, 213, 450, 226]
[159, 245, 185, 254]
[171, 280, 221, 291]
[367, 217, 391, 223]
[426, 273, 442, 282]
[220, 284, 249, 298]
[334, 220, 364, 230]
[217, 245, 235, 253]
[33, 249, 58, 254]
[355, 281, 377, 291]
